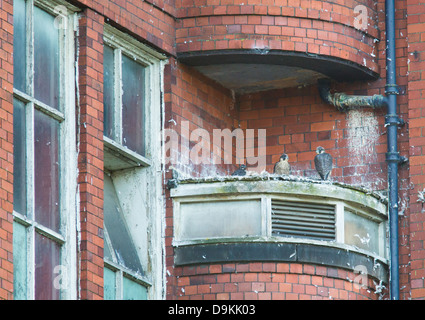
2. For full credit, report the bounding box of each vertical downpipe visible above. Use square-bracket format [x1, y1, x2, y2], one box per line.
[385, 0, 400, 300]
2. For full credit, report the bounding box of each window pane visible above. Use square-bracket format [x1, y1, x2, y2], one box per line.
[122, 54, 145, 155]
[179, 200, 262, 240]
[104, 232, 113, 261]
[104, 267, 116, 300]
[34, 110, 60, 232]
[103, 45, 115, 140]
[13, 99, 27, 215]
[123, 276, 147, 300]
[344, 210, 380, 255]
[103, 174, 144, 275]
[35, 232, 61, 300]
[13, 222, 27, 300]
[34, 6, 59, 109]
[13, 0, 26, 93]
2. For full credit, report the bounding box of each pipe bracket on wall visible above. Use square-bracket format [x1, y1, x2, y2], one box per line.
[385, 114, 405, 127]
[386, 152, 408, 165]
[385, 113, 407, 165]
[385, 83, 400, 95]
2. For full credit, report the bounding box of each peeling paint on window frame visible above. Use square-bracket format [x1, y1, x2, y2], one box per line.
[102, 24, 168, 300]
[12, 0, 79, 300]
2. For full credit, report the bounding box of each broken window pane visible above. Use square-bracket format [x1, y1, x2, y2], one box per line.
[13, 99, 27, 216]
[103, 174, 144, 275]
[13, 0, 26, 93]
[122, 54, 145, 156]
[103, 45, 115, 140]
[34, 6, 59, 109]
[35, 232, 61, 300]
[34, 110, 60, 232]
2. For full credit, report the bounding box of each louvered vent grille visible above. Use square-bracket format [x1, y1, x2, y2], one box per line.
[271, 200, 336, 241]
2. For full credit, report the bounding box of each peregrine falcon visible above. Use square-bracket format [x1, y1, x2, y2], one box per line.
[314, 146, 333, 180]
[274, 154, 290, 175]
[231, 164, 247, 176]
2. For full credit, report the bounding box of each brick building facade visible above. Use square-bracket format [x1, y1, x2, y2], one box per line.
[0, 0, 425, 300]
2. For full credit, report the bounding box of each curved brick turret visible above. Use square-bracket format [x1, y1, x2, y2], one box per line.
[176, 0, 380, 92]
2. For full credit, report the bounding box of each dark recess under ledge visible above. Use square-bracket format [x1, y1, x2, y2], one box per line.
[178, 49, 379, 94]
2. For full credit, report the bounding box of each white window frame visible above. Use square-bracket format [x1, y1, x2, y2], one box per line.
[104, 227, 152, 300]
[12, 0, 79, 300]
[102, 25, 167, 300]
[103, 24, 166, 170]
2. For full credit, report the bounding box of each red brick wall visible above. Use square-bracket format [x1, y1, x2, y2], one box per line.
[77, 8, 105, 300]
[164, 58, 238, 177]
[173, 262, 388, 300]
[238, 84, 389, 190]
[72, 0, 176, 54]
[0, 0, 14, 301]
[406, 0, 425, 300]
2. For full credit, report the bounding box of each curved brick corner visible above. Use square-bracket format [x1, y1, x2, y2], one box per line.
[176, 0, 380, 77]
[174, 262, 388, 300]
[172, 242, 389, 300]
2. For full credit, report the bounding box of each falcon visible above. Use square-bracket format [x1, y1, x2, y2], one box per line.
[274, 154, 290, 175]
[231, 164, 247, 176]
[314, 146, 333, 180]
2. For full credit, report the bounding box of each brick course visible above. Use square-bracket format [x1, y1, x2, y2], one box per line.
[73, 0, 176, 54]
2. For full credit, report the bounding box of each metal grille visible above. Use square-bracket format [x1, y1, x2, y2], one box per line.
[271, 200, 336, 241]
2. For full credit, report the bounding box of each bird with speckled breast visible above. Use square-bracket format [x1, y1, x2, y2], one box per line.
[274, 154, 290, 175]
[314, 146, 333, 180]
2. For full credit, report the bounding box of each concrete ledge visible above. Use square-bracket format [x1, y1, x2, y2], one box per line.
[171, 176, 388, 218]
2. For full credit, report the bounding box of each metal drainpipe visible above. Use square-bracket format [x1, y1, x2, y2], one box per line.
[317, 0, 406, 300]
[385, 0, 404, 301]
